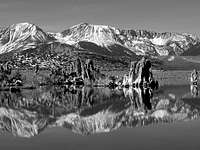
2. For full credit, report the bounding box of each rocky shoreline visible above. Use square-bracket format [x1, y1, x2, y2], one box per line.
[0, 56, 159, 92]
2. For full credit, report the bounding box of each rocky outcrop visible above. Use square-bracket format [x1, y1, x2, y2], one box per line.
[72, 58, 100, 85]
[81, 59, 95, 82]
[122, 57, 158, 88]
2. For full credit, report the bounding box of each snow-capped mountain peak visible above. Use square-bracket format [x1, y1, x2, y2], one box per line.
[0, 22, 54, 54]
[57, 23, 121, 48]
[0, 22, 200, 56]
[58, 23, 200, 56]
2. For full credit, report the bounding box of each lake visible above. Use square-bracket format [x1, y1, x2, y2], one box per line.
[0, 84, 200, 150]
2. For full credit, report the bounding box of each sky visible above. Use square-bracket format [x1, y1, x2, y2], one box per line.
[0, 0, 200, 35]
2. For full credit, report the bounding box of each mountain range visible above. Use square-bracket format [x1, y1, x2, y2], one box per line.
[0, 22, 200, 57]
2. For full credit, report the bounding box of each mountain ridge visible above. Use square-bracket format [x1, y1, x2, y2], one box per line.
[58, 22, 200, 56]
[0, 22, 55, 54]
[0, 22, 200, 57]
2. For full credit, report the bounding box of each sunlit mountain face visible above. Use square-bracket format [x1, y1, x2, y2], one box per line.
[0, 23, 54, 54]
[0, 22, 200, 57]
[0, 85, 199, 138]
[59, 23, 200, 56]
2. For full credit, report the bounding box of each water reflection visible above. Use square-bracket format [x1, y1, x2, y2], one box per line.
[123, 87, 153, 111]
[190, 84, 199, 97]
[0, 85, 199, 138]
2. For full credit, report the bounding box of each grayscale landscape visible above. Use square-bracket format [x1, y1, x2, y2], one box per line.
[0, 0, 200, 150]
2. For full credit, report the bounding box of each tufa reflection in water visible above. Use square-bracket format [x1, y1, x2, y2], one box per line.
[190, 84, 199, 98]
[0, 86, 199, 138]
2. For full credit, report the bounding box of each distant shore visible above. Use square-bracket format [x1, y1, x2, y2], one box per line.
[102, 70, 198, 86]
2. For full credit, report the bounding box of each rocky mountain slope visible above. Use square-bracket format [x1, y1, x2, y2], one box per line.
[0, 23, 55, 54]
[58, 23, 200, 56]
[0, 22, 199, 57]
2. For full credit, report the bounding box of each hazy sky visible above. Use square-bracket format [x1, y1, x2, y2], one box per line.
[0, 0, 200, 34]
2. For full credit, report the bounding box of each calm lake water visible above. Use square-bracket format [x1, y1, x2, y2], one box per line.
[0, 85, 200, 150]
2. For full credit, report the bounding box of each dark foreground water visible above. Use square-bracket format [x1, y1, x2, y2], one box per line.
[0, 85, 200, 150]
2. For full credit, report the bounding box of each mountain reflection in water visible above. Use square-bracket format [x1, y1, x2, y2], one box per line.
[0, 85, 199, 138]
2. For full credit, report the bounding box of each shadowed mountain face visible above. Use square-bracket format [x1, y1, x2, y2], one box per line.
[0, 22, 199, 57]
[0, 85, 199, 138]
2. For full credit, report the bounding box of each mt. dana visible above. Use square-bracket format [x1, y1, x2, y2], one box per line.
[0, 22, 200, 57]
